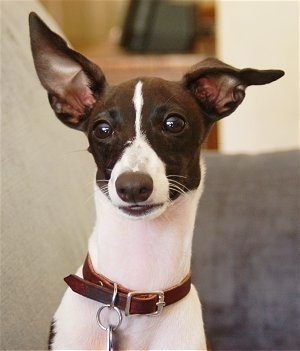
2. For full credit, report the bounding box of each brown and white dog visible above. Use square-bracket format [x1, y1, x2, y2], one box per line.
[29, 12, 284, 350]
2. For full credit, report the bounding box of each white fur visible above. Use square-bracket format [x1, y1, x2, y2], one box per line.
[51, 82, 207, 350]
[53, 186, 207, 350]
[133, 81, 143, 139]
[108, 136, 169, 219]
[108, 81, 170, 220]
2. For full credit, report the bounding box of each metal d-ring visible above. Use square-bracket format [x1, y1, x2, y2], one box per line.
[96, 304, 123, 331]
[96, 283, 123, 332]
[111, 283, 118, 308]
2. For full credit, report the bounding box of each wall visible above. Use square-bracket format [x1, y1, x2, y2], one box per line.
[40, 0, 128, 49]
[216, 0, 299, 153]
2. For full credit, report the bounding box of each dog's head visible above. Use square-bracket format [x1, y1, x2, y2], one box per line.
[29, 13, 284, 220]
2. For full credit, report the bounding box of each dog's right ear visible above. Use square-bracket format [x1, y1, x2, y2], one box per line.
[183, 58, 284, 123]
[29, 12, 106, 131]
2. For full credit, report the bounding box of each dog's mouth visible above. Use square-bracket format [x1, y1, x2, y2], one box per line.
[119, 203, 164, 217]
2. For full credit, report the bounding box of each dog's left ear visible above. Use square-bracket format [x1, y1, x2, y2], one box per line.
[183, 58, 284, 122]
[29, 12, 106, 131]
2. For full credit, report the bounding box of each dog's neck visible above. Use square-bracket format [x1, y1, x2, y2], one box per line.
[88, 185, 202, 291]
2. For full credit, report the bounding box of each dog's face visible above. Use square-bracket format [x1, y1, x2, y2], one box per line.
[29, 13, 284, 219]
[87, 78, 204, 218]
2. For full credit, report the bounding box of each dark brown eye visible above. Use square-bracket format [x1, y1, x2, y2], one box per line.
[93, 121, 113, 139]
[163, 115, 186, 134]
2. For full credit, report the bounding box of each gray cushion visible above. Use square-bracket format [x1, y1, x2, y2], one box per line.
[193, 150, 300, 350]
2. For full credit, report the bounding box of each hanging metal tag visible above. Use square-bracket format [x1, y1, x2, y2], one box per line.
[96, 283, 122, 351]
[106, 325, 114, 351]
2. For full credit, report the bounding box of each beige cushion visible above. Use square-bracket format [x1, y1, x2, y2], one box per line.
[1, 2, 94, 349]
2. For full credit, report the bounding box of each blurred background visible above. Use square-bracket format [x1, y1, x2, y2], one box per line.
[39, 0, 299, 154]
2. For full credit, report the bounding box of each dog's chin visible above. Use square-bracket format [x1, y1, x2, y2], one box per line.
[118, 203, 167, 220]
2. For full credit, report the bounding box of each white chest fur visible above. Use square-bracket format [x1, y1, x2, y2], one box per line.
[52, 183, 207, 350]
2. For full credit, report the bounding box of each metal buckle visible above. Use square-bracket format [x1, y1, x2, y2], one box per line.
[125, 290, 165, 317]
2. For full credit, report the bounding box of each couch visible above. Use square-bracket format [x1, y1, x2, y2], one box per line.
[2, 1, 299, 350]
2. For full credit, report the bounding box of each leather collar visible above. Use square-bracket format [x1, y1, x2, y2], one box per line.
[64, 255, 192, 316]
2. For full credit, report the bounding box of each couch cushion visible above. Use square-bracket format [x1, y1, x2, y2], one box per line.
[193, 150, 300, 350]
[1, 2, 94, 350]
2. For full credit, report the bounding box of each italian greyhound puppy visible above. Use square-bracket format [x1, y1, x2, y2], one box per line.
[29, 12, 284, 350]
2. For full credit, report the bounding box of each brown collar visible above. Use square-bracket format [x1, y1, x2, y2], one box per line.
[64, 255, 192, 316]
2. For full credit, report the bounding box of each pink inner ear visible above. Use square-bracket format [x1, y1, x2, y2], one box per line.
[195, 77, 219, 105]
[50, 69, 96, 118]
[64, 71, 96, 114]
[37, 52, 96, 118]
[195, 75, 243, 115]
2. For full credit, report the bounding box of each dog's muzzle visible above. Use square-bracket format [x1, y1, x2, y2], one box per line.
[116, 171, 153, 203]
[114, 171, 164, 217]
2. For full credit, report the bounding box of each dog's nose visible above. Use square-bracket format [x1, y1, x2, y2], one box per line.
[116, 172, 153, 203]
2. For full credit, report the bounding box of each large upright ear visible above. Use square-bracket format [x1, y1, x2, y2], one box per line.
[183, 58, 284, 122]
[29, 12, 106, 131]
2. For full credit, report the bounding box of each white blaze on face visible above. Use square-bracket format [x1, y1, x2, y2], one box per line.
[133, 80, 144, 139]
[108, 80, 169, 212]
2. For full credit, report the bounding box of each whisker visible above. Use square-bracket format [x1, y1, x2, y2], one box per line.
[65, 149, 89, 154]
[98, 182, 109, 191]
[169, 184, 186, 196]
[101, 189, 109, 197]
[169, 189, 185, 197]
[167, 174, 190, 194]
[96, 179, 109, 184]
[84, 190, 96, 205]
[169, 179, 190, 192]
[167, 174, 187, 179]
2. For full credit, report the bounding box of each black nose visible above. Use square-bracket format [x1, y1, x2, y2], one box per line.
[115, 172, 153, 203]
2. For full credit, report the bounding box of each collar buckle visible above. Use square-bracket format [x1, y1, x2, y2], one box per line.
[125, 290, 165, 316]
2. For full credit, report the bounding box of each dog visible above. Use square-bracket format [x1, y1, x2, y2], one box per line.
[29, 12, 284, 350]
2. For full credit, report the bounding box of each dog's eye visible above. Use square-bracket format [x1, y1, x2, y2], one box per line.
[163, 115, 186, 134]
[93, 121, 113, 139]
